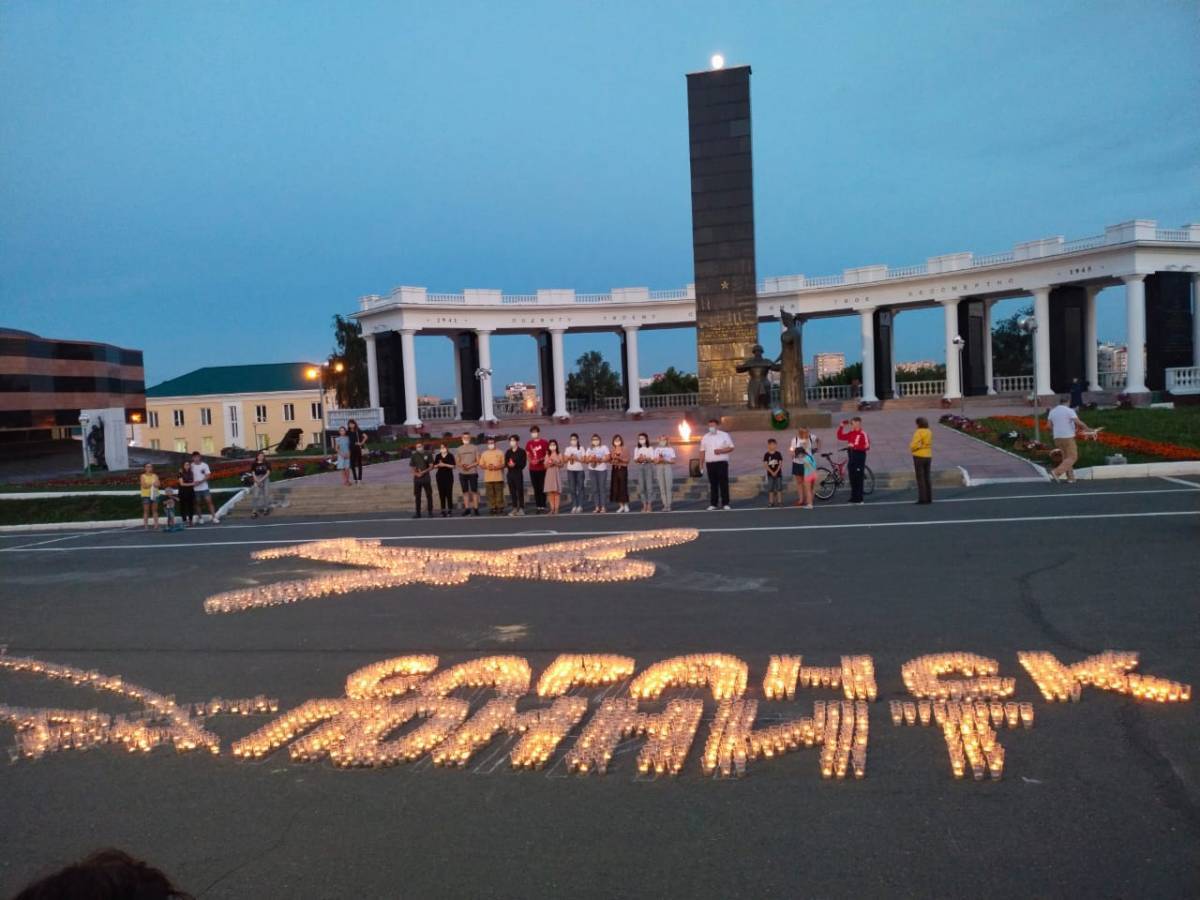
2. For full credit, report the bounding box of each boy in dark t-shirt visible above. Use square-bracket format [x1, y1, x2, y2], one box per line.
[764, 439, 784, 508]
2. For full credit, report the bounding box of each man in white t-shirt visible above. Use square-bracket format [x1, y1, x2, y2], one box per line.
[1046, 398, 1087, 483]
[698, 418, 735, 509]
[189, 451, 219, 522]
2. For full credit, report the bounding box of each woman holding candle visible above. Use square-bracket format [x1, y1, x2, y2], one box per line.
[585, 434, 609, 513]
[633, 432, 655, 512]
[563, 433, 586, 513]
[433, 441, 457, 517]
[543, 438, 564, 515]
[609, 434, 630, 513]
[653, 435, 676, 511]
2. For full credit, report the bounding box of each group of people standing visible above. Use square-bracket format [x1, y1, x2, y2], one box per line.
[408, 426, 679, 517]
[137, 450, 218, 529]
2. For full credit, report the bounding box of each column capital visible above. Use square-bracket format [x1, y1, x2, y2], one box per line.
[621, 323, 640, 333]
[1120, 273, 1147, 285]
[549, 326, 567, 335]
[400, 328, 417, 338]
[475, 327, 494, 336]
[362, 331, 377, 342]
[939, 296, 961, 307]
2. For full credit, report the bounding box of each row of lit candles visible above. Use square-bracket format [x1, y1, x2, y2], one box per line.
[430, 696, 590, 769]
[205, 530, 700, 614]
[901, 653, 1016, 700]
[566, 698, 704, 776]
[1018, 651, 1191, 704]
[629, 654, 748, 702]
[536, 655, 636, 698]
[891, 699, 1032, 780]
[761, 655, 877, 702]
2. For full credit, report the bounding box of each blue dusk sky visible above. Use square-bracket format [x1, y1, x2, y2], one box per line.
[2, 1, 1197, 398]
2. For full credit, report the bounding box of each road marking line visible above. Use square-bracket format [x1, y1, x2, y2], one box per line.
[3, 532, 93, 551]
[3, 509, 1196, 552]
[1158, 476, 1200, 489]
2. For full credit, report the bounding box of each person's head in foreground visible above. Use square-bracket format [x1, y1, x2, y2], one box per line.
[14, 848, 192, 900]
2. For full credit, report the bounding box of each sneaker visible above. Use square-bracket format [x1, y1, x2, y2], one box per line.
[707, 505, 718, 511]
[516, 508, 525, 516]
[723, 505, 731, 510]
[461, 509, 471, 517]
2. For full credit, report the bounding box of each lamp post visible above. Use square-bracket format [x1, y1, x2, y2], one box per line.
[952, 334, 965, 415]
[306, 357, 345, 448]
[1017, 315, 1041, 443]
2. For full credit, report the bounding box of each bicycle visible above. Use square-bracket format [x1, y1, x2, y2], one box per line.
[813, 449, 875, 501]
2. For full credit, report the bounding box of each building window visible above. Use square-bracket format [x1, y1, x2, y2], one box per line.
[313, 432, 324, 448]
[149, 439, 160, 450]
[148, 411, 159, 428]
[311, 401, 322, 420]
[173, 409, 185, 427]
[228, 405, 239, 439]
[283, 403, 295, 422]
[174, 438, 187, 453]
[202, 436, 214, 454]
[200, 407, 212, 426]
[255, 404, 267, 423]
[256, 433, 269, 450]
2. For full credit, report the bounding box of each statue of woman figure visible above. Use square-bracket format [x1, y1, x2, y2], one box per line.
[779, 309, 806, 408]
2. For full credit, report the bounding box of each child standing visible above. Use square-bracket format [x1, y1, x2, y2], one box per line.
[139, 463, 160, 530]
[763, 439, 784, 507]
[161, 487, 182, 532]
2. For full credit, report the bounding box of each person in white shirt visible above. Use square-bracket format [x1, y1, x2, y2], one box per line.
[652, 435, 677, 511]
[698, 418, 735, 509]
[189, 451, 218, 524]
[1047, 397, 1088, 483]
[633, 433, 656, 512]
[584, 434, 610, 513]
[563, 433, 586, 513]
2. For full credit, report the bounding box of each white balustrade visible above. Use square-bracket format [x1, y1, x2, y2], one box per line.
[417, 403, 459, 421]
[992, 375, 1034, 394]
[971, 251, 1015, 268]
[805, 384, 855, 401]
[1156, 229, 1190, 242]
[566, 398, 585, 413]
[887, 264, 927, 279]
[896, 380, 946, 396]
[1098, 371, 1127, 390]
[493, 399, 537, 417]
[641, 392, 700, 409]
[1165, 366, 1200, 395]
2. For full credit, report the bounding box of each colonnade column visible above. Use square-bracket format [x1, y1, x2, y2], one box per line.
[400, 329, 421, 427]
[983, 300, 996, 394]
[942, 299, 962, 400]
[364, 332, 380, 409]
[451, 337, 464, 418]
[477, 329, 496, 423]
[550, 328, 568, 420]
[623, 325, 644, 415]
[1084, 285, 1101, 392]
[1032, 287, 1052, 398]
[1122, 274, 1148, 393]
[1192, 273, 1200, 368]
[859, 310, 878, 403]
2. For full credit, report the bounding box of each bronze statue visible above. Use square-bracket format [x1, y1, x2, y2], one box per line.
[778, 309, 807, 408]
[735, 344, 779, 409]
[86, 421, 107, 469]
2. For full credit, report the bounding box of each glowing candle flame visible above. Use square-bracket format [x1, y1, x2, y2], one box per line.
[678, 420, 692, 443]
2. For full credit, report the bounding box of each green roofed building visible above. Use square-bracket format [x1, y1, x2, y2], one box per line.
[139, 363, 329, 455]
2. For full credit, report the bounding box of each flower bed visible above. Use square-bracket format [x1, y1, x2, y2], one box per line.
[990, 416, 1198, 463]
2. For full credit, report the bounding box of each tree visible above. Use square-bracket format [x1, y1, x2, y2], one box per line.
[895, 364, 947, 382]
[331, 314, 369, 408]
[819, 362, 862, 386]
[565, 350, 622, 408]
[991, 305, 1033, 376]
[643, 366, 699, 395]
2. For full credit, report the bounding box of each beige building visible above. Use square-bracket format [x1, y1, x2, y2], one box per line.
[138, 363, 329, 454]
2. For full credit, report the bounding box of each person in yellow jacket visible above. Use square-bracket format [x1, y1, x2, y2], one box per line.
[910, 417, 933, 504]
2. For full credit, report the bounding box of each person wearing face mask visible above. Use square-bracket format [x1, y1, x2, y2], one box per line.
[563, 433, 586, 513]
[409, 440, 433, 519]
[609, 434, 630, 513]
[633, 432, 655, 512]
[433, 440, 456, 517]
[456, 432, 480, 516]
[699, 417, 735, 510]
[653, 435, 676, 511]
[479, 437, 506, 515]
[585, 434, 610, 513]
[504, 435, 528, 516]
[543, 438, 563, 515]
[525, 426, 550, 512]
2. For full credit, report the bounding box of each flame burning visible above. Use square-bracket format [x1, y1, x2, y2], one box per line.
[678, 420, 692, 443]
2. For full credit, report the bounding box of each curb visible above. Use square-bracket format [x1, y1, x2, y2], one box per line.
[1073, 461, 1200, 481]
[0, 488, 249, 533]
[0, 488, 240, 500]
[940, 424, 1052, 486]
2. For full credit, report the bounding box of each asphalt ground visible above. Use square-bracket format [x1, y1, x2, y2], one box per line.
[1, 479, 1198, 899]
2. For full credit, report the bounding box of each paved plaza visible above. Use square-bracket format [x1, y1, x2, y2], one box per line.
[1, 479, 1198, 898]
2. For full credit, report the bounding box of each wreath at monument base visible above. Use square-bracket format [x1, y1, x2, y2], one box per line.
[770, 407, 790, 430]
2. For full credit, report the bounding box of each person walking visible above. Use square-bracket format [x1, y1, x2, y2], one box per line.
[633, 433, 655, 512]
[910, 416, 933, 505]
[835, 417, 871, 505]
[564, 434, 586, 513]
[652, 435, 676, 511]
[609, 435, 630, 513]
[433, 441, 456, 517]
[139, 463, 160, 530]
[249, 450, 271, 518]
[346, 418, 368, 484]
[189, 451, 218, 523]
[335, 427, 352, 487]
[480, 437, 506, 514]
[409, 440, 433, 518]
[585, 434, 610, 513]
[1047, 397, 1088, 484]
[456, 432, 480, 516]
[699, 418, 734, 510]
[504, 435, 527, 515]
[177, 460, 195, 527]
[544, 438, 564, 515]
[763, 438, 784, 507]
[525, 426, 549, 512]
[1069, 378, 1084, 410]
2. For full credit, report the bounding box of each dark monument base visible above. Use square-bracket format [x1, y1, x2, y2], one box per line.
[704, 406, 832, 432]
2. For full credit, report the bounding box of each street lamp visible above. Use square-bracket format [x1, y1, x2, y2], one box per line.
[952, 334, 965, 414]
[1018, 315, 1041, 443]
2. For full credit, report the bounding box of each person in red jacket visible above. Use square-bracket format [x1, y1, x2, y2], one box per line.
[525, 426, 550, 512]
[836, 416, 871, 504]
